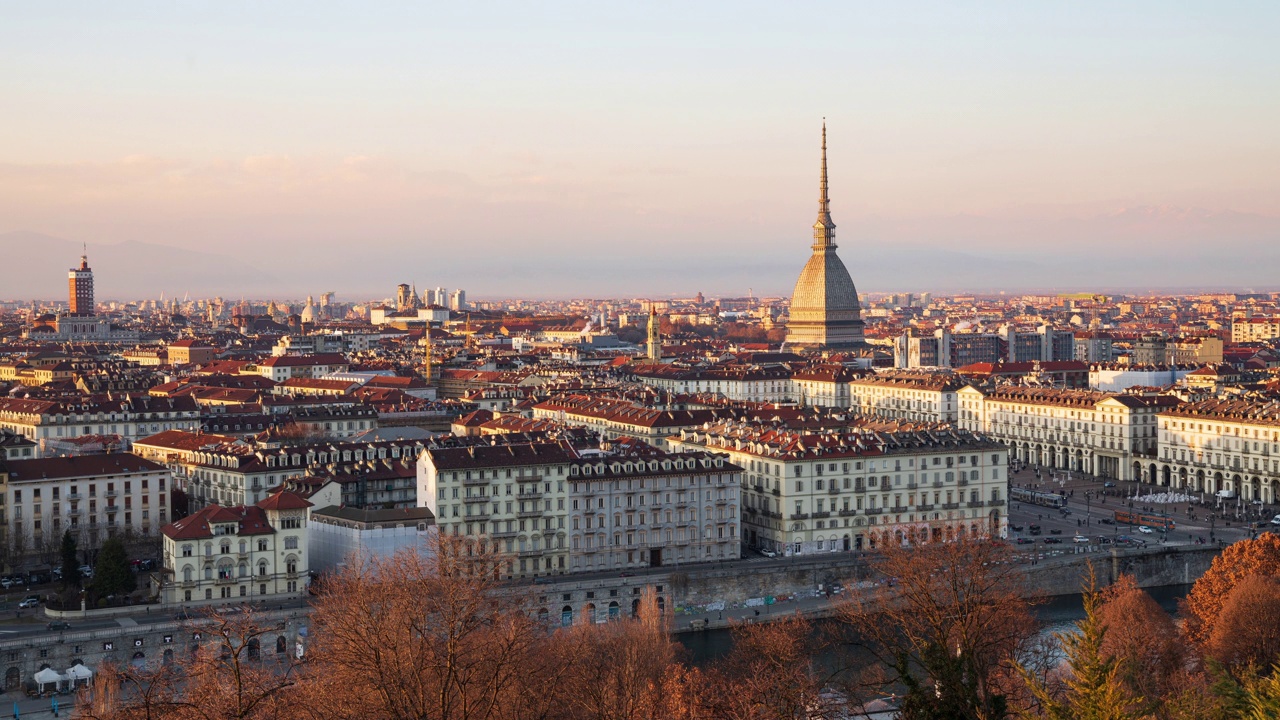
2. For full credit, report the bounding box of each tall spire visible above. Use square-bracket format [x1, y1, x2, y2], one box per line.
[812, 120, 836, 251]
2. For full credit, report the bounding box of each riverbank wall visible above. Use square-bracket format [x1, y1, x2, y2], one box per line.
[666, 544, 1221, 633]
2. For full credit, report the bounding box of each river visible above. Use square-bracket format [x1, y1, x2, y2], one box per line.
[676, 584, 1191, 665]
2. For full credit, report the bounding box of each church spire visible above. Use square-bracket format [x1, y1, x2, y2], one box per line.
[812, 120, 836, 251]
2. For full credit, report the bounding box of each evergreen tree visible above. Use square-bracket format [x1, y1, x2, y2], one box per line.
[93, 538, 136, 597]
[1019, 568, 1146, 720]
[60, 530, 81, 589]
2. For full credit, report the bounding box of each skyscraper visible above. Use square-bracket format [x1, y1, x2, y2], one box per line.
[68, 250, 94, 316]
[784, 123, 866, 351]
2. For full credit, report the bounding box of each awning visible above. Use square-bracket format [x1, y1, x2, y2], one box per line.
[33, 667, 63, 685]
[64, 664, 93, 681]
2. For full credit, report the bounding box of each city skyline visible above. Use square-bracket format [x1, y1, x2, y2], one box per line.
[3, 3, 1280, 298]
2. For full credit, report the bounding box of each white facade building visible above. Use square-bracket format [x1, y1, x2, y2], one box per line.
[307, 505, 436, 573]
[2, 454, 170, 556]
[158, 490, 311, 606]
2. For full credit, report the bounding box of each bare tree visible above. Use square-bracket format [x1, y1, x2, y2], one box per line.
[76, 607, 303, 720]
[303, 536, 546, 720]
[701, 615, 833, 720]
[553, 590, 703, 720]
[1095, 575, 1188, 709]
[836, 537, 1039, 720]
[1203, 575, 1280, 676]
[1183, 534, 1280, 645]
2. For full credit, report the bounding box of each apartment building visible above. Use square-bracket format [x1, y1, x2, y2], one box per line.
[629, 365, 794, 404]
[137, 431, 426, 509]
[0, 396, 200, 448]
[669, 424, 1007, 555]
[418, 438, 742, 578]
[565, 448, 741, 573]
[158, 490, 311, 606]
[418, 440, 579, 579]
[531, 395, 728, 450]
[1155, 399, 1280, 503]
[1, 454, 170, 557]
[848, 371, 966, 423]
[958, 386, 1178, 481]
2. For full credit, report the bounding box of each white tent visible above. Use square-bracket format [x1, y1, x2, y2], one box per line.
[33, 667, 63, 692]
[64, 663, 93, 686]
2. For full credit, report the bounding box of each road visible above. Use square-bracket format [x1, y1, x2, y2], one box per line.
[0, 596, 314, 645]
[1006, 464, 1261, 554]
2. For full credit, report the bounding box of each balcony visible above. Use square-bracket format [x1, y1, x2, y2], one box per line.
[771, 488, 780, 497]
[838, 509, 857, 517]
[105, 491, 118, 499]
[891, 506, 908, 514]
[463, 495, 490, 504]
[989, 499, 1005, 507]
[865, 507, 884, 515]
[752, 485, 765, 494]
[966, 501, 985, 509]
[518, 549, 544, 558]
[490, 529, 518, 539]
[828, 485, 840, 495]
[67, 493, 81, 501]
[714, 498, 729, 505]
[517, 509, 543, 518]
[933, 480, 944, 488]
[942, 502, 960, 510]
[958, 479, 969, 487]
[105, 505, 119, 514]
[517, 490, 541, 500]
[788, 512, 809, 521]
[215, 575, 236, 585]
[906, 482, 918, 490]
[917, 503, 934, 511]
[811, 511, 831, 519]
[68, 509, 81, 517]
[461, 476, 488, 486]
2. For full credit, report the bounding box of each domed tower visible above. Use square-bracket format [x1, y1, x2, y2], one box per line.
[784, 123, 866, 351]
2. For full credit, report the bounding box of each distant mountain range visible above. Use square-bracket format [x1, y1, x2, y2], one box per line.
[0, 231, 279, 300]
[3, 215, 1279, 300]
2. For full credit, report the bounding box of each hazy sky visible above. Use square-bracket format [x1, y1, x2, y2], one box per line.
[3, 2, 1279, 299]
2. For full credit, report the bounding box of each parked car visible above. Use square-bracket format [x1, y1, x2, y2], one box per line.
[1029, 525, 1042, 535]
[1103, 482, 1116, 488]
[1050, 528, 1063, 535]
[46, 621, 70, 631]
[1016, 538, 1033, 544]
[1043, 537, 1063, 544]
[0, 578, 15, 590]
[760, 549, 777, 558]
[1010, 524, 1024, 532]
[1060, 508, 1072, 515]
[1138, 526, 1154, 534]
[1098, 536, 1113, 544]
[1270, 515, 1280, 526]
[19, 596, 41, 609]
[1099, 518, 1115, 525]
[1073, 535, 1089, 543]
[78, 565, 93, 578]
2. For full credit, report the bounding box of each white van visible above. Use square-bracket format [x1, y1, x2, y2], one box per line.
[1216, 489, 1236, 499]
[1270, 515, 1280, 526]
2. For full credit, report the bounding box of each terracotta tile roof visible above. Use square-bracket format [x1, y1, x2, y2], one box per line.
[3, 453, 164, 482]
